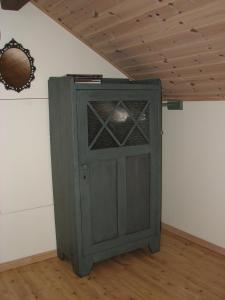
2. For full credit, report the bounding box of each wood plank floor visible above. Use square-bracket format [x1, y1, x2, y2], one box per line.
[1, 230, 225, 300]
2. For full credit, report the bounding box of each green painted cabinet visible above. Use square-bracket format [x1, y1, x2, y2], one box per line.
[48, 77, 162, 277]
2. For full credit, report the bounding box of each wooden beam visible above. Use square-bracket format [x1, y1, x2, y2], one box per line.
[1, 0, 30, 10]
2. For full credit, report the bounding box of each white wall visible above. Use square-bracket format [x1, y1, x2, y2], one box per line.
[162, 102, 225, 249]
[0, 3, 124, 263]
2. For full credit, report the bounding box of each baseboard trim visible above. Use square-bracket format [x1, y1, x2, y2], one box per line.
[1, 225, 225, 272]
[0, 250, 57, 273]
[162, 223, 225, 257]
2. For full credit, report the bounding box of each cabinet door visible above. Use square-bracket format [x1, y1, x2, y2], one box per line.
[76, 87, 161, 255]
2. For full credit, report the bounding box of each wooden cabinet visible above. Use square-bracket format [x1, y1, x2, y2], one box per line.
[48, 77, 162, 277]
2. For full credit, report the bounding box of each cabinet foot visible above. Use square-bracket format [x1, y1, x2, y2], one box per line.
[72, 256, 93, 277]
[148, 235, 160, 253]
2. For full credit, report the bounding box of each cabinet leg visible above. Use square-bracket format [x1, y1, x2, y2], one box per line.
[148, 235, 160, 253]
[72, 256, 93, 277]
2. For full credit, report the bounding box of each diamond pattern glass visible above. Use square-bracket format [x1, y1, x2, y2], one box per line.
[125, 127, 146, 146]
[107, 104, 134, 143]
[92, 129, 118, 149]
[87, 106, 102, 145]
[123, 101, 147, 119]
[91, 101, 117, 121]
[138, 104, 150, 138]
[87, 100, 150, 150]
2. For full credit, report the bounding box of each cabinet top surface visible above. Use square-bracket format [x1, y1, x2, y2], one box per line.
[49, 76, 161, 91]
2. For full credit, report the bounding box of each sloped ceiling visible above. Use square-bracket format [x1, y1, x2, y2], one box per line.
[32, 0, 225, 100]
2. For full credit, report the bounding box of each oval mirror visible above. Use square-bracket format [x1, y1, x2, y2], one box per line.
[0, 39, 36, 92]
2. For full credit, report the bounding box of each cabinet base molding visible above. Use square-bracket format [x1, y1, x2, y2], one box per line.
[0, 250, 57, 273]
[162, 223, 225, 257]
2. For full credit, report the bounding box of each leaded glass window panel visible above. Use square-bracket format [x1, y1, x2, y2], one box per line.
[87, 100, 150, 150]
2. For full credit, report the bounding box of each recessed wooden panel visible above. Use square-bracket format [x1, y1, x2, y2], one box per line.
[89, 160, 118, 244]
[33, 0, 225, 100]
[126, 154, 150, 234]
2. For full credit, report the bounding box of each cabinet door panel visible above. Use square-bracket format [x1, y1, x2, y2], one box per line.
[77, 88, 161, 255]
[126, 154, 150, 234]
[89, 160, 118, 244]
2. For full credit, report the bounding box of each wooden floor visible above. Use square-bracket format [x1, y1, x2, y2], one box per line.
[1, 230, 225, 300]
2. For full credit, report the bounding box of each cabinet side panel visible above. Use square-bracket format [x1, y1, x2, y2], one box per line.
[48, 77, 76, 258]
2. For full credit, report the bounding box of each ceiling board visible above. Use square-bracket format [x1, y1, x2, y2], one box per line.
[32, 0, 225, 100]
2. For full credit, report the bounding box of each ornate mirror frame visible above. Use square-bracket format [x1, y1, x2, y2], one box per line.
[0, 39, 36, 92]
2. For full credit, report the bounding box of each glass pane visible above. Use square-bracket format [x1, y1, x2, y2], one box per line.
[90, 101, 117, 121]
[88, 106, 102, 145]
[139, 104, 150, 138]
[108, 104, 134, 143]
[87, 100, 150, 150]
[92, 129, 118, 149]
[123, 101, 147, 119]
[125, 127, 147, 146]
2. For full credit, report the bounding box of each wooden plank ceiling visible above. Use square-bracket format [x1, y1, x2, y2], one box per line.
[32, 0, 225, 100]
